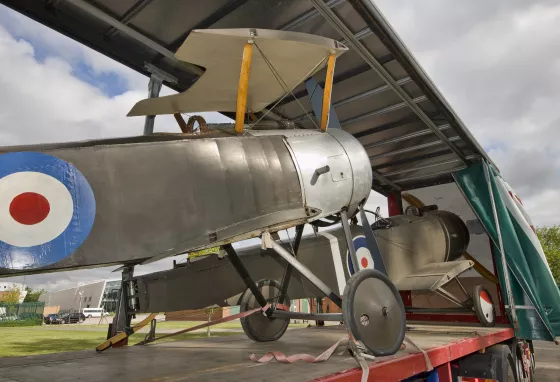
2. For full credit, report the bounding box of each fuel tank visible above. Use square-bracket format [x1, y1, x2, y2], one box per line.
[373, 210, 470, 286]
[0, 128, 371, 275]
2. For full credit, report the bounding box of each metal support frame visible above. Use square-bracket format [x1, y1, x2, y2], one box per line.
[363, 124, 451, 150]
[294, 76, 412, 122]
[142, 63, 178, 135]
[354, 113, 434, 139]
[434, 288, 470, 309]
[483, 161, 519, 327]
[167, 0, 252, 51]
[104, 0, 154, 38]
[455, 278, 471, 301]
[369, 136, 461, 161]
[143, 78, 162, 135]
[405, 307, 471, 314]
[384, 157, 463, 178]
[65, 0, 203, 76]
[280, 0, 345, 31]
[341, 209, 360, 276]
[373, 149, 452, 172]
[223, 244, 270, 311]
[278, 225, 304, 302]
[310, 0, 469, 165]
[262, 231, 342, 307]
[108, 265, 135, 344]
[271, 310, 343, 321]
[395, 166, 467, 184]
[341, 96, 427, 127]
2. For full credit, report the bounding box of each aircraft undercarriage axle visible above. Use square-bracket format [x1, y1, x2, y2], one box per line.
[228, 208, 407, 356]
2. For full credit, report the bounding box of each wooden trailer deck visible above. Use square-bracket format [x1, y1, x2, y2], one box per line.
[0, 324, 514, 382]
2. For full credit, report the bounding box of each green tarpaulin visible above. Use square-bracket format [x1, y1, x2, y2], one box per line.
[455, 161, 560, 341]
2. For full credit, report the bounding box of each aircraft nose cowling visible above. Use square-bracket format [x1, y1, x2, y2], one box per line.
[272, 129, 372, 221]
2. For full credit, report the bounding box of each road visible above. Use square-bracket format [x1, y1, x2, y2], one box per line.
[534, 340, 560, 381]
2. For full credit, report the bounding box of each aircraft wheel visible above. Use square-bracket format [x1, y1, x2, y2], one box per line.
[239, 279, 290, 342]
[342, 269, 405, 356]
[472, 285, 496, 327]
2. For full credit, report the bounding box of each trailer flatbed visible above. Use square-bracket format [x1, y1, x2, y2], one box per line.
[0, 324, 514, 382]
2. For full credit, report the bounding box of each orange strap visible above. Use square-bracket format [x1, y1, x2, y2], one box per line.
[138, 304, 271, 345]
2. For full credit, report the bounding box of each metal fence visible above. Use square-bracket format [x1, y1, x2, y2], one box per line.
[0, 302, 45, 327]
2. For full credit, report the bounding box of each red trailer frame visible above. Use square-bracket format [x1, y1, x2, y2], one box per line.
[313, 327, 515, 381]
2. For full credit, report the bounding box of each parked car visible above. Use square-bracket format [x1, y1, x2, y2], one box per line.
[44, 314, 63, 325]
[82, 308, 105, 318]
[59, 312, 86, 324]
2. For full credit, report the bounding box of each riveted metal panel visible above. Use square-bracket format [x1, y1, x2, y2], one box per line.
[0, 134, 306, 275]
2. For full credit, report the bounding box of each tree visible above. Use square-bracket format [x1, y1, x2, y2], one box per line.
[535, 225, 560, 284]
[1, 285, 22, 304]
[23, 287, 46, 303]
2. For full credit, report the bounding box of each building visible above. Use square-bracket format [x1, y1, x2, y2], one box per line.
[0, 281, 28, 303]
[39, 279, 122, 313]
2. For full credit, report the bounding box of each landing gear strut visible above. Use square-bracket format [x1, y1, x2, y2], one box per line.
[226, 206, 406, 357]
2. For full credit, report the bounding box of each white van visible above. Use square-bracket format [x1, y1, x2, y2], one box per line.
[82, 308, 105, 318]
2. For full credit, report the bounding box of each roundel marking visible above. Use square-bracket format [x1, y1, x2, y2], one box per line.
[0, 152, 96, 270]
[479, 290, 494, 322]
[10, 192, 51, 225]
[346, 235, 375, 276]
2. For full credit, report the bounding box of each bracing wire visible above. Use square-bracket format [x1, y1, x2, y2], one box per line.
[251, 41, 330, 130]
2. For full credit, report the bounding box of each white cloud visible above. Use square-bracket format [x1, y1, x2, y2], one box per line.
[0, 9, 231, 289]
[0, 24, 163, 145]
[375, 0, 560, 227]
[0, 5, 147, 91]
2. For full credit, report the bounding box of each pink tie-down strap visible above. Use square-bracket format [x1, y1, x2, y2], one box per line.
[249, 336, 347, 363]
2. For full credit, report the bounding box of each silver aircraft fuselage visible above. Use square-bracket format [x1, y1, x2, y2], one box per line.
[0, 128, 372, 275]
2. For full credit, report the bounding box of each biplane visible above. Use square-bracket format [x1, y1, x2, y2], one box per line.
[1, 25, 559, 359]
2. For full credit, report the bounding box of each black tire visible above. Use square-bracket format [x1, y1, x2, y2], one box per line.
[239, 279, 290, 342]
[507, 350, 518, 382]
[342, 269, 406, 356]
[472, 285, 496, 327]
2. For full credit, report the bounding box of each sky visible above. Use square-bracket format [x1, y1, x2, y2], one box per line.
[0, 1, 559, 291]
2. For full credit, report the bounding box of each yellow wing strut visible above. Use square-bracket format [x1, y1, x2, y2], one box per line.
[235, 41, 254, 134]
[320, 53, 336, 132]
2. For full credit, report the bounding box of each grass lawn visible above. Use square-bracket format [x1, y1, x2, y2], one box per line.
[0, 326, 237, 358]
[2, 318, 311, 358]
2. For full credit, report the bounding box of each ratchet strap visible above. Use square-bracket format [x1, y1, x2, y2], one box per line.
[96, 313, 158, 352]
[136, 303, 272, 345]
[249, 335, 347, 363]
[96, 304, 272, 352]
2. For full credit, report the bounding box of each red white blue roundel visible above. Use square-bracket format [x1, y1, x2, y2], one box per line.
[0, 152, 95, 270]
[346, 235, 375, 275]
